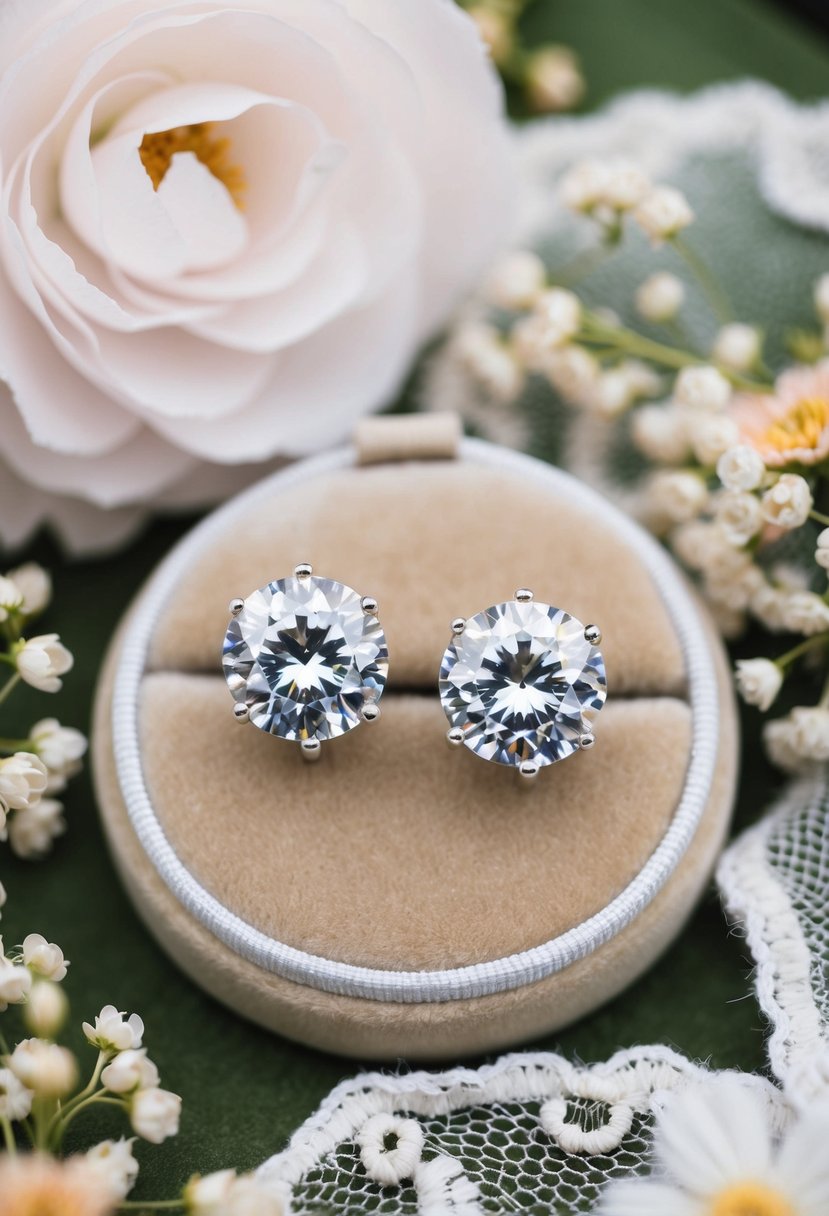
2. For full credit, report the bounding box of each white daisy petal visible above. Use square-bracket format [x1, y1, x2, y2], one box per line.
[655, 1083, 773, 1196]
[598, 1179, 701, 1216]
[773, 1106, 829, 1215]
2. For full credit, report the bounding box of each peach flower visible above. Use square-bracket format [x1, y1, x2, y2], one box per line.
[0, 1153, 115, 1216]
[729, 360, 829, 467]
[0, 0, 513, 552]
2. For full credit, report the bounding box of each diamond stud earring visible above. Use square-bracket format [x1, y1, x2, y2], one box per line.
[222, 564, 388, 762]
[439, 588, 606, 782]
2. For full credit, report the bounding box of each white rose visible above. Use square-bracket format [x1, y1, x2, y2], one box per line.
[687, 413, 740, 467]
[634, 186, 694, 245]
[130, 1087, 182, 1144]
[648, 470, 709, 525]
[30, 719, 88, 792]
[711, 323, 761, 372]
[674, 365, 732, 412]
[735, 659, 783, 712]
[25, 980, 69, 1039]
[8, 1038, 78, 1097]
[780, 590, 829, 636]
[0, 960, 32, 1010]
[715, 491, 763, 547]
[631, 405, 690, 465]
[635, 272, 685, 323]
[0, 0, 512, 555]
[102, 1048, 160, 1095]
[5, 564, 51, 616]
[484, 251, 546, 311]
[760, 474, 813, 529]
[815, 273, 829, 324]
[85, 1139, 140, 1201]
[0, 752, 48, 814]
[7, 797, 65, 859]
[22, 933, 69, 981]
[83, 1005, 144, 1054]
[15, 635, 74, 694]
[717, 445, 766, 492]
[0, 1068, 33, 1121]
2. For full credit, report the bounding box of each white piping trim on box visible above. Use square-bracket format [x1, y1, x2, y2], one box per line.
[111, 438, 720, 1003]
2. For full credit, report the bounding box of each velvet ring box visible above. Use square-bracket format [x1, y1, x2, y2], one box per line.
[93, 414, 737, 1061]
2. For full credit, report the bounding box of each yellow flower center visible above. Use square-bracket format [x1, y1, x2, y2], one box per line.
[138, 123, 246, 209]
[709, 1181, 797, 1216]
[758, 395, 829, 455]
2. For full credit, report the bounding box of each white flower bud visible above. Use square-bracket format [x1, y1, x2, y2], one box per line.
[22, 933, 69, 981]
[0, 577, 23, 623]
[635, 272, 685, 323]
[688, 413, 740, 466]
[102, 1048, 160, 1095]
[6, 564, 51, 616]
[816, 528, 829, 571]
[30, 719, 87, 793]
[0, 960, 32, 1011]
[8, 1038, 78, 1097]
[0, 1068, 33, 1121]
[648, 470, 709, 524]
[764, 715, 802, 773]
[716, 445, 766, 492]
[484, 251, 546, 311]
[8, 797, 65, 859]
[750, 584, 789, 633]
[25, 980, 69, 1038]
[0, 753, 48, 815]
[671, 521, 718, 570]
[559, 159, 609, 213]
[591, 368, 636, 418]
[815, 273, 829, 325]
[533, 288, 582, 346]
[130, 1087, 181, 1144]
[467, 6, 513, 65]
[525, 46, 584, 113]
[600, 161, 652, 212]
[735, 659, 783, 711]
[544, 345, 600, 405]
[186, 1169, 237, 1209]
[711, 323, 761, 372]
[15, 634, 74, 693]
[780, 590, 829, 636]
[760, 474, 813, 530]
[791, 707, 829, 762]
[634, 185, 694, 245]
[454, 322, 524, 401]
[715, 491, 763, 546]
[674, 365, 732, 412]
[85, 1138, 140, 1201]
[83, 1005, 144, 1054]
[631, 405, 690, 464]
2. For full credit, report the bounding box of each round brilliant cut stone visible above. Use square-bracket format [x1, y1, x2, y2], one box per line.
[439, 599, 606, 768]
[222, 574, 388, 743]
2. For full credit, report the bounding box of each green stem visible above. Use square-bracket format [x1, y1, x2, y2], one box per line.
[118, 1202, 186, 1212]
[774, 633, 829, 669]
[553, 235, 621, 288]
[0, 737, 33, 754]
[0, 672, 21, 709]
[810, 509, 829, 527]
[671, 235, 734, 325]
[1, 1115, 15, 1155]
[51, 1093, 126, 1150]
[47, 1050, 107, 1142]
[819, 671, 829, 710]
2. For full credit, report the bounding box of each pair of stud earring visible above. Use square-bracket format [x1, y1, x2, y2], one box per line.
[221, 565, 607, 781]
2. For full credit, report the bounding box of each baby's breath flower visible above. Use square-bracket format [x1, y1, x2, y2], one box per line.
[6, 563, 52, 616]
[816, 528, 829, 571]
[8, 797, 65, 859]
[544, 345, 600, 405]
[559, 159, 609, 213]
[790, 707, 829, 762]
[632, 405, 690, 465]
[186, 1170, 288, 1215]
[687, 412, 740, 466]
[634, 185, 694, 245]
[130, 1086, 182, 1144]
[30, 719, 88, 792]
[674, 365, 732, 412]
[735, 658, 783, 711]
[16, 634, 74, 693]
[750, 583, 791, 633]
[83, 1005, 144, 1054]
[764, 714, 803, 772]
[814, 272, 829, 325]
[590, 368, 637, 418]
[0, 959, 32, 1010]
[635, 271, 685, 323]
[8, 1038, 78, 1097]
[704, 559, 765, 613]
[484, 251, 546, 311]
[706, 600, 747, 639]
[534, 288, 582, 346]
[25, 980, 69, 1038]
[85, 1138, 140, 1201]
[715, 491, 763, 547]
[760, 473, 813, 529]
[102, 1048, 160, 1095]
[455, 322, 523, 401]
[648, 470, 709, 524]
[0, 753, 48, 816]
[717, 444, 766, 492]
[525, 46, 584, 112]
[0, 1067, 33, 1121]
[600, 161, 652, 212]
[712, 323, 761, 372]
[0, 576, 24, 623]
[780, 590, 829, 636]
[22, 933, 69, 981]
[671, 520, 718, 570]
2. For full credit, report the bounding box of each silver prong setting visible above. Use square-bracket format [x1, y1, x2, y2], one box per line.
[451, 618, 466, 636]
[229, 598, 245, 617]
[519, 759, 540, 782]
[361, 702, 381, 723]
[301, 739, 322, 762]
[361, 596, 379, 616]
[584, 624, 602, 646]
[447, 727, 465, 748]
[580, 732, 596, 750]
[294, 562, 313, 580]
[232, 703, 249, 723]
[515, 588, 534, 603]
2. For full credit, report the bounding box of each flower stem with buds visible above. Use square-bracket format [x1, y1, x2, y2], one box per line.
[671, 235, 734, 324]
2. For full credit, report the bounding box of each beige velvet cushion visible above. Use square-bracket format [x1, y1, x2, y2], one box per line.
[92, 421, 737, 1060]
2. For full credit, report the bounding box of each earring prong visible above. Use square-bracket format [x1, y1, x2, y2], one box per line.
[580, 732, 596, 750]
[515, 588, 534, 603]
[584, 624, 602, 645]
[519, 759, 540, 782]
[301, 739, 322, 762]
[451, 618, 466, 636]
[361, 596, 379, 615]
[447, 727, 465, 748]
[229, 598, 245, 617]
[294, 563, 313, 579]
[232, 703, 249, 723]
[361, 702, 381, 722]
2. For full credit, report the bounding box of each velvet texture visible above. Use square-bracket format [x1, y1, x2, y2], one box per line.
[93, 422, 738, 1059]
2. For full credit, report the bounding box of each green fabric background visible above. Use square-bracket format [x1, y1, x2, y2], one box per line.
[1, 0, 827, 1202]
